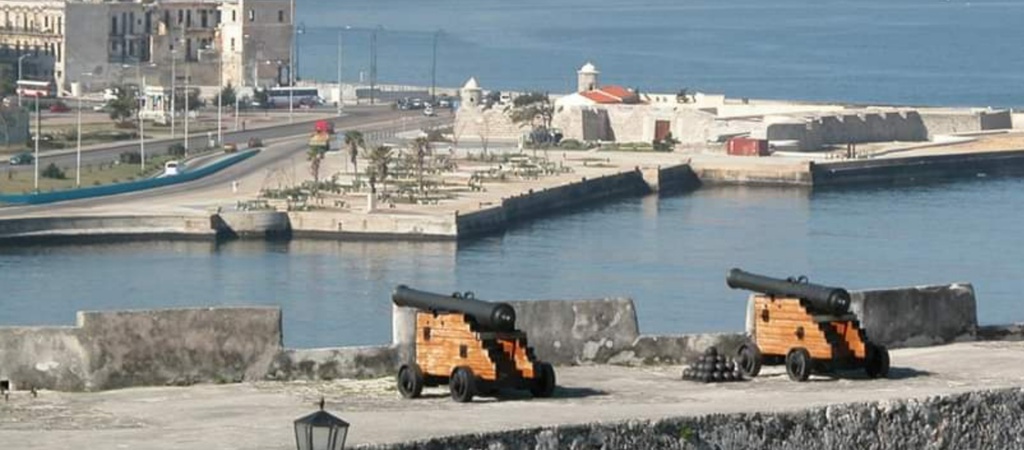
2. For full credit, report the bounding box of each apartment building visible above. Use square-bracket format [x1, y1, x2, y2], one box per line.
[0, 0, 292, 95]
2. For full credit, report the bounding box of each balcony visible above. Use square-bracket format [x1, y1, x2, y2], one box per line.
[0, 26, 60, 37]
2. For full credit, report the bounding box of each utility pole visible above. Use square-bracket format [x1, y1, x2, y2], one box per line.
[17, 54, 29, 107]
[137, 64, 145, 172]
[217, 52, 223, 146]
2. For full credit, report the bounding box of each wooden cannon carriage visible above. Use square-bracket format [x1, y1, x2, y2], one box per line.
[392, 285, 556, 402]
[727, 269, 890, 382]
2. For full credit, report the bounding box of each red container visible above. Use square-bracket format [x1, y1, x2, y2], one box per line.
[727, 137, 769, 157]
[314, 120, 335, 134]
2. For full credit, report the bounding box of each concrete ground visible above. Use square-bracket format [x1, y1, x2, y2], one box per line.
[2, 341, 1023, 449]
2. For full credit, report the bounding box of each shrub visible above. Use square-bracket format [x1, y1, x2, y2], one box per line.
[558, 139, 587, 150]
[167, 143, 186, 157]
[41, 163, 66, 180]
[119, 151, 141, 164]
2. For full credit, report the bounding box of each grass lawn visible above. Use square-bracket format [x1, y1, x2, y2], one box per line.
[0, 154, 177, 194]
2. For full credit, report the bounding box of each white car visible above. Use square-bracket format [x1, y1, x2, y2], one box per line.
[163, 161, 181, 176]
[423, 106, 436, 116]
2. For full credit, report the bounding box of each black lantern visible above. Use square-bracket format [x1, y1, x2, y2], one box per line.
[294, 398, 349, 450]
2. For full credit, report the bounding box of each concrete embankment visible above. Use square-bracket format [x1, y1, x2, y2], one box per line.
[0, 215, 214, 244]
[811, 149, 1024, 186]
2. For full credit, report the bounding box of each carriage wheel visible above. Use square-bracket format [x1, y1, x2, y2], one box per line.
[530, 362, 556, 398]
[785, 347, 812, 382]
[397, 364, 424, 399]
[735, 342, 762, 378]
[865, 344, 891, 379]
[449, 367, 476, 403]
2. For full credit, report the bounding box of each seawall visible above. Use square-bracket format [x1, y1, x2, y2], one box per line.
[356, 388, 1024, 450]
[812, 149, 1024, 186]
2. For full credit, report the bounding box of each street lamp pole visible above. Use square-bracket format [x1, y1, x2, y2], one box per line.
[33, 94, 39, 191]
[171, 48, 176, 139]
[370, 27, 377, 105]
[217, 50, 223, 146]
[17, 54, 29, 107]
[76, 73, 93, 187]
[184, 59, 190, 156]
[288, 0, 295, 123]
[137, 64, 145, 172]
[336, 30, 343, 117]
[430, 30, 439, 104]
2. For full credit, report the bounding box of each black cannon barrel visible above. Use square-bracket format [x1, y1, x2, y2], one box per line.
[392, 285, 516, 331]
[726, 268, 851, 314]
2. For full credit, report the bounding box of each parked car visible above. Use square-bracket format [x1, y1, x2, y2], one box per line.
[423, 106, 436, 117]
[9, 152, 33, 165]
[247, 137, 264, 148]
[49, 102, 70, 113]
[223, 143, 238, 153]
[92, 103, 109, 112]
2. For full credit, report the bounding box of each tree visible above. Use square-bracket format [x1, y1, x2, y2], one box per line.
[253, 88, 271, 114]
[174, 89, 202, 111]
[410, 136, 431, 193]
[367, 145, 393, 196]
[307, 145, 326, 195]
[343, 130, 365, 176]
[509, 91, 555, 148]
[218, 83, 237, 109]
[108, 85, 138, 124]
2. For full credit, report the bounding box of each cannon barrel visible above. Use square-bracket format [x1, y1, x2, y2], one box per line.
[726, 268, 851, 314]
[392, 285, 516, 331]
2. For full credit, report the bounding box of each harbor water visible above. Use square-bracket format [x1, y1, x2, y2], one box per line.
[2, 178, 1022, 348]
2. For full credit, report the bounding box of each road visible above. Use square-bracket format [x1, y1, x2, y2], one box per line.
[0, 110, 451, 216]
[3, 106, 446, 172]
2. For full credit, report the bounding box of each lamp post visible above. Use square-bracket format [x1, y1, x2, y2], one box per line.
[288, 0, 296, 123]
[124, 63, 145, 172]
[183, 58, 190, 156]
[430, 30, 442, 104]
[32, 93, 38, 191]
[75, 72, 94, 188]
[170, 47, 177, 139]
[293, 398, 349, 450]
[336, 28, 345, 117]
[217, 46, 223, 147]
[369, 26, 377, 105]
[17, 54, 29, 107]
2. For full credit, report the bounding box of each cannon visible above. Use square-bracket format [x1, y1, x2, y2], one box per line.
[726, 269, 890, 382]
[392, 285, 556, 402]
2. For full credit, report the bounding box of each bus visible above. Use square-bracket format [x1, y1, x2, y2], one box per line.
[265, 87, 322, 108]
[16, 79, 56, 98]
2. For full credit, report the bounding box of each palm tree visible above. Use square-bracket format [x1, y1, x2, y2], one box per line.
[343, 130, 365, 177]
[410, 136, 431, 193]
[367, 145, 393, 195]
[307, 146, 326, 196]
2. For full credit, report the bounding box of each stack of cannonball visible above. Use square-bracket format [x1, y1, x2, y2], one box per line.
[681, 347, 745, 383]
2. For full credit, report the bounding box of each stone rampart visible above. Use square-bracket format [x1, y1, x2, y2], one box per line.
[0, 307, 282, 391]
[355, 388, 1024, 450]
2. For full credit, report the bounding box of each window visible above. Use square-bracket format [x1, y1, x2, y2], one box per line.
[177, 10, 183, 24]
[186, 10, 191, 28]
[230, 37, 235, 52]
[231, 10, 236, 22]
[57, 17, 61, 34]
[111, 16, 117, 34]
[247, 9, 254, 22]
[200, 10, 208, 28]
[44, 16, 48, 29]
[278, 10, 284, 22]
[164, 11, 170, 28]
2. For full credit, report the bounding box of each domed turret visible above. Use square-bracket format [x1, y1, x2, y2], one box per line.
[577, 62, 600, 93]
[461, 77, 482, 106]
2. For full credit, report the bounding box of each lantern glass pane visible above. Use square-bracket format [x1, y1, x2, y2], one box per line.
[312, 426, 332, 449]
[294, 422, 312, 450]
[332, 427, 348, 450]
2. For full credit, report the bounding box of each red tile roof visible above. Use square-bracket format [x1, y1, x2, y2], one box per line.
[600, 85, 634, 100]
[580, 90, 621, 104]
